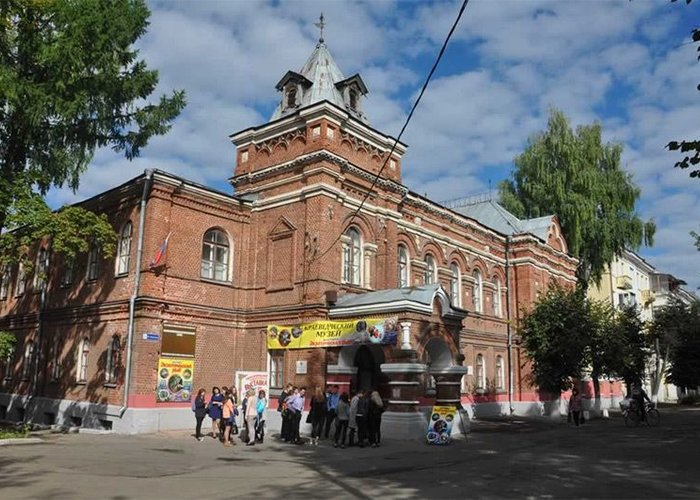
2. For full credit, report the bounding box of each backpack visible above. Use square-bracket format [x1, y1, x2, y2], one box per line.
[191, 398, 197, 412]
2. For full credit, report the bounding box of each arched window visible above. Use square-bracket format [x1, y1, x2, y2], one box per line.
[77, 337, 90, 383]
[116, 222, 133, 275]
[476, 353, 485, 390]
[286, 87, 297, 108]
[425, 255, 436, 285]
[105, 335, 121, 384]
[201, 229, 230, 282]
[450, 263, 461, 306]
[398, 245, 409, 287]
[492, 277, 501, 317]
[342, 228, 361, 285]
[87, 245, 100, 281]
[21, 341, 33, 380]
[472, 269, 482, 313]
[496, 355, 505, 390]
[15, 262, 26, 296]
[34, 247, 49, 291]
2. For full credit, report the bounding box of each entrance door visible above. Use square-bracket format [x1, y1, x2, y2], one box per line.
[353, 345, 383, 392]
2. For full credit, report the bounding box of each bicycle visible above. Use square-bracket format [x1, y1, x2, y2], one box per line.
[621, 400, 660, 427]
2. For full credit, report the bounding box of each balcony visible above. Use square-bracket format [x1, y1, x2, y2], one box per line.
[641, 289, 655, 305]
[616, 275, 633, 290]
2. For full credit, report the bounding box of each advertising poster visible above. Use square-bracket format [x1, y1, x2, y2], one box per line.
[235, 371, 269, 397]
[266, 317, 399, 350]
[156, 358, 194, 403]
[427, 405, 457, 445]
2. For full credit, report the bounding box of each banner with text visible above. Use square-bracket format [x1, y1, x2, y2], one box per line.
[156, 358, 194, 403]
[267, 317, 399, 350]
[426, 405, 457, 445]
[235, 371, 269, 398]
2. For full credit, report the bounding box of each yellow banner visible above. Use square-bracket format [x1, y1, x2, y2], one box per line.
[267, 317, 399, 350]
[156, 358, 194, 402]
[427, 405, 457, 445]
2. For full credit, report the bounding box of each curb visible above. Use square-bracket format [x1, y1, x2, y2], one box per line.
[0, 437, 45, 447]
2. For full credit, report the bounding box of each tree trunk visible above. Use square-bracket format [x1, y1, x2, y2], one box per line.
[591, 369, 602, 416]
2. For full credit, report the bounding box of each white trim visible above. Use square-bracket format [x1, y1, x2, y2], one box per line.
[388, 400, 420, 405]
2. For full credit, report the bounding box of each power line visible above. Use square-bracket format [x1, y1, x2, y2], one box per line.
[310, 0, 471, 264]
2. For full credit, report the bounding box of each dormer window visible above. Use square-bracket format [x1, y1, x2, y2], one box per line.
[286, 87, 297, 109]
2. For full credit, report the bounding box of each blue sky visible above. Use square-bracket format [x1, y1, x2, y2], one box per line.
[47, 0, 700, 291]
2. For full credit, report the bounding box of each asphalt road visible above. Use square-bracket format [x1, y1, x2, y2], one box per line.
[2, 407, 699, 499]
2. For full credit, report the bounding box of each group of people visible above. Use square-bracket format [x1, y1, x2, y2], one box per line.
[192, 386, 267, 446]
[278, 384, 385, 448]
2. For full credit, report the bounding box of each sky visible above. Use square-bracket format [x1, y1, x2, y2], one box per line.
[46, 0, 700, 291]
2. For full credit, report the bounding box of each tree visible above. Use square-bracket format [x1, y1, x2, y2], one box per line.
[653, 297, 700, 391]
[519, 283, 592, 395]
[668, 0, 700, 179]
[499, 108, 655, 291]
[0, 330, 16, 360]
[0, 0, 186, 265]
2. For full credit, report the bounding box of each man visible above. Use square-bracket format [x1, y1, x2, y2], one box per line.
[631, 382, 652, 421]
[288, 387, 306, 444]
[323, 385, 340, 439]
[278, 383, 293, 442]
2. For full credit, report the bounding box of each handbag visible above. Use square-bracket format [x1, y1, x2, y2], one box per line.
[305, 412, 313, 424]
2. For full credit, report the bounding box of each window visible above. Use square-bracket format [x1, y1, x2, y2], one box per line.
[476, 353, 485, 390]
[34, 247, 49, 291]
[492, 278, 501, 317]
[15, 262, 26, 296]
[105, 336, 121, 385]
[269, 351, 284, 389]
[87, 246, 100, 281]
[50, 342, 61, 381]
[61, 260, 74, 288]
[424, 255, 436, 285]
[342, 228, 361, 285]
[3, 349, 14, 381]
[472, 270, 483, 313]
[201, 229, 230, 282]
[496, 355, 505, 391]
[618, 292, 637, 308]
[349, 89, 358, 110]
[398, 245, 409, 287]
[0, 266, 9, 300]
[450, 263, 461, 306]
[115, 222, 133, 275]
[286, 87, 297, 108]
[21, 341, 34, 380]
[77, 338, 90, 383]
[161, 324, 196, 358]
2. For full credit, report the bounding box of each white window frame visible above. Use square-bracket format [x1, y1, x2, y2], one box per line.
[201, 229, 231, 282]
[115, 222, 133, 276]
[87, 246, 100, 281]
[15, 262, 26, 296]
[3, 349, 14, 381]
[21, 341, 34, 380]
[0, 265, 9, 300]
[496, 355, 505, 390]
[269, 351, 284, 389]
[50, 342, 61, 381]
[472, 270, 483, 313]
[105, 335, 120, 385]
[492, 277, 501, 317]
[398, 245, 409, 288]
[476, 353, 485, 390]
[424, 255, 436, 285]
[77, 337, 90, 383]
[61, 260, 74, 288]
[450, 263, 461, 306]
[33, 247, 49, 292]
[342, 228, 362, 286]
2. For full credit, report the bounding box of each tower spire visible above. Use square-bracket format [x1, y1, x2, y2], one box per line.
[314, 12, 325, 43]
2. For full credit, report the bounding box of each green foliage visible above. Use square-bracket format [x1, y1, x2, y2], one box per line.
[519, 283, 592, 394]
[0, 330, 16, 359]
[0, 423, 30, 439]
[691, 229, 700, 252]
[655, 299, 700, 389]
[0, 0, 185, 262]
[499, 108, 655, 290]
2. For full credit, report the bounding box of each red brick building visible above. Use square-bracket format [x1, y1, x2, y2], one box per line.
[0, 40, 577, 433]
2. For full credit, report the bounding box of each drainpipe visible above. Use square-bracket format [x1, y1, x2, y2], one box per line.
[119, 169, 154, 418]
[505, 235, 514, 415]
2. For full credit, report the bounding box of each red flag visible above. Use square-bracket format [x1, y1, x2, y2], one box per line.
[149, 232, 172, 269]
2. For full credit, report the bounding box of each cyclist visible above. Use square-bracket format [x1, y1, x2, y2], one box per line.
[630, 383, 652, 421]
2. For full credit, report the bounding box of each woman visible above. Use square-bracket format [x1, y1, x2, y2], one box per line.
[193, 388, 208, 442]
[221, 389, 236, 446]
[569, 387, 583, 427]
[244, 389, 258, 446]
[348, 390, 363, 447]
[309, 386, 327, 446]
[208, 386, 224, 439]
[368, 389, 384, 447]
[229, 386, 240, 435]
[278, 383, 293, 442]
[334, 392, 350, 448]
[255, 389, 268, 443]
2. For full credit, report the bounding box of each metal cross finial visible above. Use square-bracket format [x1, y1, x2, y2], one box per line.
[314, 13, 325, 43]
